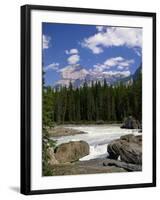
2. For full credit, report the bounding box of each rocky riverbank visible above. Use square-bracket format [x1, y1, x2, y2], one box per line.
[44, 133, 142, 176]
[46, 126, 86, 137]
[51, 158, 127, 175]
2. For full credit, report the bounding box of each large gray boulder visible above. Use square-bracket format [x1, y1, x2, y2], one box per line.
[107, 134, 142, 164]
[121, 116, 141, 129]
[54, 141, 89, 163]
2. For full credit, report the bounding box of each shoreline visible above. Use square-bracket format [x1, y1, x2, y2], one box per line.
[47, 124, 141, 138]
[60, 123, 123, 127]
[50, 121, 123, 126]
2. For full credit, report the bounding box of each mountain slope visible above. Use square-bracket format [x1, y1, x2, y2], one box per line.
[54, 64, 142, 88]
[119, 64, 142, 85]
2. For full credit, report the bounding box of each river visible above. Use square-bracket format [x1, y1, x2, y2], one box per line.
[51, 125, 141, 161]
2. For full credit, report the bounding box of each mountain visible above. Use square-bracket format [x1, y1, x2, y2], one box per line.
[54, 64, 142, 89]
[120, 64, 142, 86]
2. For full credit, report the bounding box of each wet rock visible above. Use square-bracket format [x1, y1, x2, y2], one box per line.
[107, 134, 142, 164]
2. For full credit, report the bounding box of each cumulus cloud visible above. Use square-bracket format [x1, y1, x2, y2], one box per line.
[65, 48, 79, 55]
[96, 26, 104, 32]
[44, 62, 59, 71]
[43, 35, 51, 49]
[92, 57, 134, 73]
[104, 57, 124, 66]
[65, 48, 80, 65]
[82, 27, 142, 54]
[104, 57, 134, 67]
[67, 54, 80, 65]
[92, 64, 107, 73]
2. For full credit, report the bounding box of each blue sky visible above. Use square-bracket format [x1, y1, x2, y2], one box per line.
[42, 23, 142, 86]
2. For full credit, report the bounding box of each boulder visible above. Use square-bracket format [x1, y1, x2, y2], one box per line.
[54, 141, 89, 163]
[121, 116, 140, 129]
[107, 134, 142, 164]
[107, 140, 122, 160]
[135, 135, 142, 144]
[119, 142, 142, 164]
[96, 120, 104, 125]
[120, 134, 141, 144]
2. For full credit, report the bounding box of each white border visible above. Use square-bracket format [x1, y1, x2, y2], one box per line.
[31, 9, 153, 190]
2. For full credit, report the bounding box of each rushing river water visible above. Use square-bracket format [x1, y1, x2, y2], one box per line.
[51, 125, 141, 161]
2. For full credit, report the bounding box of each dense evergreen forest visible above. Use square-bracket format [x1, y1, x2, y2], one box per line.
[43, 71, 142, 127]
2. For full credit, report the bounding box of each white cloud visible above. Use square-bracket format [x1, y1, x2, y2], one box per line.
[93, 64, 108, 73]
[67, 54, 80, 65]
[86, 56, 133, 80]
[65, 48, 80, 65]
[96, 26, 104, 32]
[82, 27, 142, 54]
[43, 35, 51, 49]
[104, 57, 134, 67]
[65, 48, 79, 55]
[92, 57, 134, 73]
[104, 57, 124, 66]
[44, 62, 59, 71]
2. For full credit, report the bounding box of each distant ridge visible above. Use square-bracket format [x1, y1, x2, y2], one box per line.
[54, 64, 142, 89]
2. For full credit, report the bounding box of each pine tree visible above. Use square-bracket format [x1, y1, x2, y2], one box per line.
[43, 72, 142, 124]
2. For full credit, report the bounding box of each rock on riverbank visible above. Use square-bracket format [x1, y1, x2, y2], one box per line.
[107, 134, 142, 164]
[121, 116, 141, 129]
[54, 141, 89, 163]
[46, 126, 86, 137]
[51, 158, 127, 175]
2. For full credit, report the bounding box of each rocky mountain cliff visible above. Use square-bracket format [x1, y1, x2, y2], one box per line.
[54, 64, 142, 89]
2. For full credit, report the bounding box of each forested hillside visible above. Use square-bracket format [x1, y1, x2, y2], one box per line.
[43, 68, 142, 126]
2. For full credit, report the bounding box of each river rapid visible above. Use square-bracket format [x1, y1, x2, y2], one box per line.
[51, 125, 141, 161]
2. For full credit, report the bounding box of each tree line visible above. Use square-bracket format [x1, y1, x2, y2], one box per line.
[43, 71, 142, 126]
